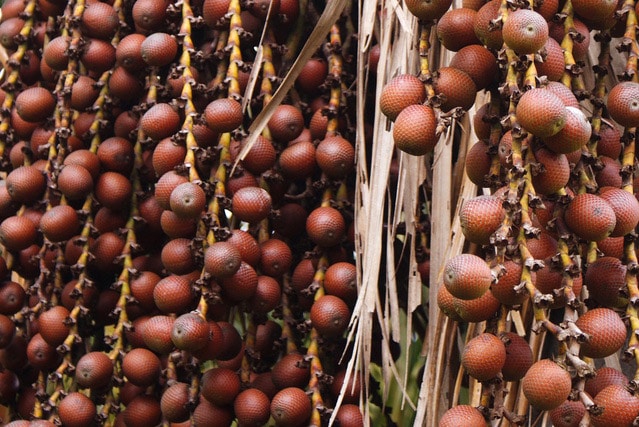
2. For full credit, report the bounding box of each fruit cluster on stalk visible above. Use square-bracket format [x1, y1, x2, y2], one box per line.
[0, 0, 366, 426]
[381, 0, 639, 425]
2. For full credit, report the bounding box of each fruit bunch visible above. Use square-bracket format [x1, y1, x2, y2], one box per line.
[0, 0, 368, 426]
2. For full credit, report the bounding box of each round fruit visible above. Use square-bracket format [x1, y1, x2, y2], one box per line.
[564, 193, 616, 242]
[306, 206, 346, 247]
[234, 388, 271, 427]
[439, 405, 487, 427]
[607, 81, 639, 128]
[140, 103, 180, 141]
[574, 307, 626, 358]
[75, 351, 113, 390]
[316, 135, 355, 179]
[15, 87, 55, 123]
[584, 256, 627, 308]
[591, 384, 639, 426]
[459, 195, 505, 245]
[201, 367, 241, 406]
[310, 294, 350, 337]
[335, 404, 365, 427]
[6, 165, 46, 204]
[501, 332, 533, 381]
[379, 74, 426, 121]
[39, 205, 80, 243]
[271, 353, 310, 389]
[461, 333, 506, 381]
[393, 104, 438, 156]
[153, 274, 194, 313]
[530, 148, 570, 195]
[232, 186, 272, 223]
[535, 37, 566, 82]
[448, 45, 498, 90]
[516, 88, 567, 137]
[522, 359, 572, 410]
[405, 0, 453, 21]
[58, 392, 96, 427]
[140, 32, 177, 66]
[270, 387, 312, 427]
[453, 289, 501, 322]
[116, 33, 147, 71]
[0, 314, 15, 348]
[204, 241, 242, 278]
[160, 382, 190, 423]
[433, 67, 477, 111]
[490, 260, 529, 306]
[204, 98, 243, 133]
[171, 312, 211, 351]
[58, 165, 94, 200]
[600, 187, 639, 237]
[502, 9, 548, 54]
[0, 215, 37, 252]
[549, 400, 586, 427]
[543, 106, 592, 154]
[474, 0, 503, 50]
[436, 8, 480, 52]
[268, 104, 304, 142]
[443, 254, 492, 300]
[123, 394, 162, 427]
[585, 367, 627, 398]
[169, 182, 206, 219]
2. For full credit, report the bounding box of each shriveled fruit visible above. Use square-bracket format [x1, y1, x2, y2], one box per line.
[564, 193, 616, 242]
[522, 359, 572, 410]
[443, 253, 492, 300]
[461, 333, 506, 381]
[380, 74, 426, 121]
[439, 405, 487, 427]
[393, 104, 438, 156]
[574, 307, 626, 358]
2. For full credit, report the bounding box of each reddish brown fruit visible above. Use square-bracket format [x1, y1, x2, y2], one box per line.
[192, 399, 235, 426]
[0, 215, 37, 252]
[129, 271, 161, 312]
[459, 195, 505, 245]
[219, 261, 259, 302]
[140, 315, 175, 354]
[39, 205, 80, 243]
[268, 105, 304, 142]
[227, 229, 262, 267]
[517, 88, 567, 137]
[97, 136, 134, 175]
[306, 206, 346, 247]
[438, 286, 464, 321]
[433, 67, 477, 111]
[543, 106, 592, 154]
[316, 135, 355, 178]
[169, 182, 206, 219]
[549, 400, 586, 427]
[531, 147, 570, 195]
[474, 0, 503, 50]
[81, 2, 118, 40]
[201, 367, 241, 406]
[132, 0, 168, 31]
[448, 45, 498, 90]
[453, 289, 501, 322]
[393, 104, 438, 156]
[202, 0, 232, 27]
[574, 307, 626, 358]
[535, 37, 566, 82]
[75, 351, 113, 390]
[545, 81, 580, 108]
[140, 32, 177, 66]
[0, 314, 15, 348]
[310, 294, 350, 337]
[232, 186, 272, 223]
[324, 262, 358, 305]
[155, 171, 189, 210]
[522, 359, 572, 410]
[380, 74, 426, 121]
[591, 384, 639, 426]
[15, 87, 55, 123]
[279, 140, 316, 180]
[439, 405, 487, 427]
[585, 367, 627, 398]
[444, 254, 492, 300]
[27, 332, 59, 370]
[584, 256, 627, 308]
[116, 33, 147, 71]
[204, 98, 243, 133]
[160, 382, 190, 423]
[38, 305, 70, 346]
[436, 8, 480, 51]
[171, 312, 210, 351]
[271, 353, 310, 389]
[0, 17, 24, 50]
[270, 387, 312, 427]
[80, 38, 116, 73]
[502, 9, 548, 54]
[465, 141, 491, 186]
[6, 165, 46, 204]
[88, 231, 125, 273]
[238, 135, 276, 175]
[564, 193, 616, 242]
[405, 0, 453, 21]
[296, 57, 328, 93]
[549, 19, 590, 60]
[259, 239, 292, 277]
[600, 187, 639, 237]
[501, 332, 533, 381]
[490, 260, 529, 306]
[597, 123, 622, 159]
[204, 241, 242, 278]
[64, 149, 101, 179]
[191, 320, 225, 362]
[595, 156, 622, 188]
[123, 395, 162, 427]
[94, 171, 132, 210]
[70, 75, 100, 111]
[58, 392, 96, 427]
[461, 333, 506, 381]
[140, 103, 180, 141]
[234, 388, 271, 426]
[153, 274, 194, 313]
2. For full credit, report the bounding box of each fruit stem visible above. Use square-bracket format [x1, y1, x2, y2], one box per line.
[558, 0, 586, 95]
[622, 0, 639, 80]
[418, 24, 435, 99]
[325, 24, 344, 136]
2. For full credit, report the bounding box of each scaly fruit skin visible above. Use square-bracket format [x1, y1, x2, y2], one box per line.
[607, 81, 639, 128]
[461, 333, 506, 381]
[500, 332, 533, 381]
[459, 195, 505, 245]
[439, 405, 487, 427]
[502, 9, 548, 54]
[574, 308, 626, 359]
[530, 148, 569, 195]
[436, 8, 480, 52]
[443, 253, 492, 300]
[516, 88, 567, 137]
[549, 400, 586, 427]
[543, 106, 592, 154]
[585, 367, 628, 398]
[393, 104, 438, 156]
[405, 0, 454, 21]
[599, 187, 639, 237]
[564, 193, 616, 242]
[522, 359, 572, 410]
[591, 384, 639, 426]
[380, 74, 426, 121]
[584, 256, 628, 308]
